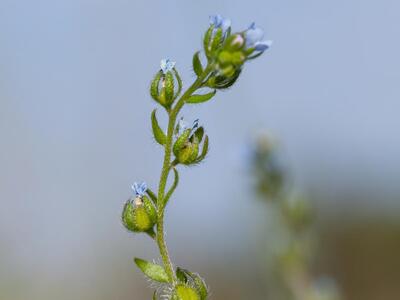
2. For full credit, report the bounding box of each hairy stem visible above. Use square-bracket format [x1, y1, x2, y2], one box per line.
[156, 65, 213, 284]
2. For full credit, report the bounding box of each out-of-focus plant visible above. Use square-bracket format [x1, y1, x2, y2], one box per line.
[250, 134, 341, 300]
[121, 15, 272, 300]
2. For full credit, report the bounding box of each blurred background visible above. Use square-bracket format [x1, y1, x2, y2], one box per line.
[1, 0, 399, 299]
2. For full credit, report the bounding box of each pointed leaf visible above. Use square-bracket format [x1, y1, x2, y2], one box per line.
[163, 168, 179, 207]
[186, 90, 216, 104]
[151, 109, 166, 145]
[134, 258, 170, 283]
[192, 52, 203, 77]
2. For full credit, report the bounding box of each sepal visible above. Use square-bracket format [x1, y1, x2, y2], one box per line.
[176, 268, 208, 300]
[173, 129, 191, 157]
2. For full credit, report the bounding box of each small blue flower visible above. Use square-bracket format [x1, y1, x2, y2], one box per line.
[209, 14, 231, 33]
[177, 117, 199, 136]
[132, 182, 147, 197]
[244, 22, 273, 51]
[160, 59, 176, 74]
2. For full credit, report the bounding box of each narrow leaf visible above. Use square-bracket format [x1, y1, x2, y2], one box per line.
[186, 90, 216, 104]
[134, 258, 170, 283]
[153, 291, 157, 300]
[151, 109, 166, 145]
[163, 168, 179, 207]
[192, 52, 203, 77]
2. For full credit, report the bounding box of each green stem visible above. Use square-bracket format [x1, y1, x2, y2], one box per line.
[156, 65, 213, 284]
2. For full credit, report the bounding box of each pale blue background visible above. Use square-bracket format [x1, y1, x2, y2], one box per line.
[1, 1, 399, 299]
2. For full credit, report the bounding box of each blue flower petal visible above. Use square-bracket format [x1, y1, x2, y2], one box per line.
[132, 181, 147, 197]
[209, 14, 231, 33]
[160, 58, 176, 74]
[254, 40, 273, 51]
[245, 23, 265, 48]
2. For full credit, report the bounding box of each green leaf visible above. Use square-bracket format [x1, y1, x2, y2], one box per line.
[192, 52, 203, 77]
[151, 109, 166, 145]
[153, 291, 157, 300]
[163, 168, 179, 207]
[186, 90, 216, 104]
[134, 258, 170, 283]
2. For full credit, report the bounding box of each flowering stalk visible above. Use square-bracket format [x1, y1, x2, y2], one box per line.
[250, 134, 341, 300]
[121, 15, 271, 300]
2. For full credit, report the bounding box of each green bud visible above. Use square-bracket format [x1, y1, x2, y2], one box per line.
[150, 68, 182, 109]
[176, 268, 208, 300]
[224, 33, 245, 51]
[172, 284, 201, 300]
[122, 196, 156, 233]
[173, 129, 191, 157]
[175, 136, 199, 165]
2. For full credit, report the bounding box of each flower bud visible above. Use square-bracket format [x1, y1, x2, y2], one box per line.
[224, 33, 245, 51]
[204, 15, 231, 58]
[122, 195, 156, 233]
[150, 59, 182, 109]
[171, 284, 201, 300]
[173, 120, 208, 166]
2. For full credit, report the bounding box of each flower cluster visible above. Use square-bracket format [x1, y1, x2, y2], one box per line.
[121, 15, 271, 300]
